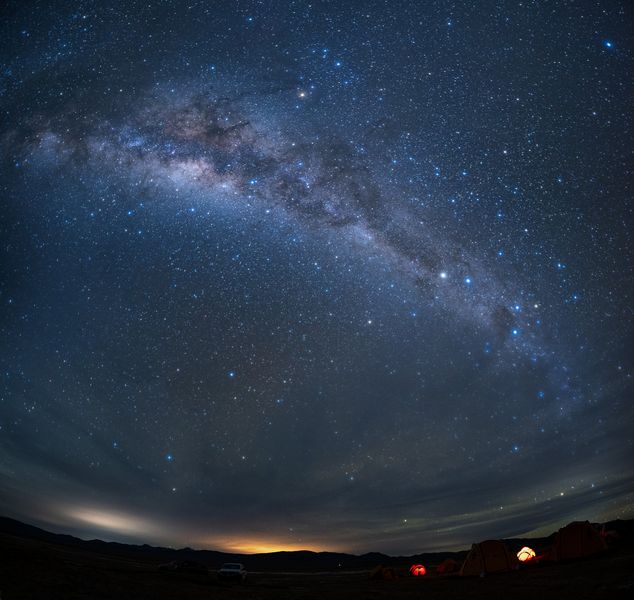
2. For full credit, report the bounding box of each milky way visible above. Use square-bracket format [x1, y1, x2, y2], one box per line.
[16, 83, 544, 346]
[1, 1, 632, 554]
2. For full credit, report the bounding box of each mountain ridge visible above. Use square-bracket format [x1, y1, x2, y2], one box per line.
[2, 515, 629, 571]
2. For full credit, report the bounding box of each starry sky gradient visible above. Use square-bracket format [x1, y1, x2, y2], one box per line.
[0, 0, 633, 554]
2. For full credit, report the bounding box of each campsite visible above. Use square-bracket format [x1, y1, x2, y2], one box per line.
[1, 517, 633, 599]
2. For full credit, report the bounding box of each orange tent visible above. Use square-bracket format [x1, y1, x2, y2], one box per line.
[436, 558, 460, 574]
[460, 540, 518, 576]
[546, 521, 607, 561]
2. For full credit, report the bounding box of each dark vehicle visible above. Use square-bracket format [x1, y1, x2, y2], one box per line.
[217, 562, 247, 582]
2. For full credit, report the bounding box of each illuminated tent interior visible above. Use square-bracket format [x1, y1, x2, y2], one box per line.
[517, 546, 537, 562]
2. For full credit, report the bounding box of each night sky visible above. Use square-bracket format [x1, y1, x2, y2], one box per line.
[1, 1, 632, 555]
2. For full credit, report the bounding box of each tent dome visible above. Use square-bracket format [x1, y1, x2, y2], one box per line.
[517, 546, 536, 562]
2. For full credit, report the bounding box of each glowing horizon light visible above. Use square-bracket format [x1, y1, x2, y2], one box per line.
[64, 507, 164, 538]
[202, 536, 333, 554]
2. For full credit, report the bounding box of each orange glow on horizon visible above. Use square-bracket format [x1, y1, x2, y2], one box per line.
[409, 564, 426, 576]
[60, 505, 341, 554]
[198, 536, 336, 554]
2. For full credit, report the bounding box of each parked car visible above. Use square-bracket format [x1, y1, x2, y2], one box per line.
[217, 562, 247, 582]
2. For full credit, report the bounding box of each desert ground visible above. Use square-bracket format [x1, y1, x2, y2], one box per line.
[1, 531, 633, 600]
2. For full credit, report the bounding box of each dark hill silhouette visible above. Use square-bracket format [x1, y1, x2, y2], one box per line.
[0, 516, 464, 570]
[1, 515, 631, 571]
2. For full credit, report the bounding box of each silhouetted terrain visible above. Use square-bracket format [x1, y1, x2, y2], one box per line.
[0, 516, 472, 570]
[1, 516, 633, 599]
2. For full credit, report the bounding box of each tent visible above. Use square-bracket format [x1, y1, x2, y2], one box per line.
[436, 558, 460, 574]
[369, 565, 398, 580]
[546, 521, 606, 561]
[517, 546, 536, 562]
[460, 540, 518, 576]
[602, 519, 634, 546]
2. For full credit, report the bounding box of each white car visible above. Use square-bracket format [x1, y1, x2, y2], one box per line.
[217, 562, 247, 582]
